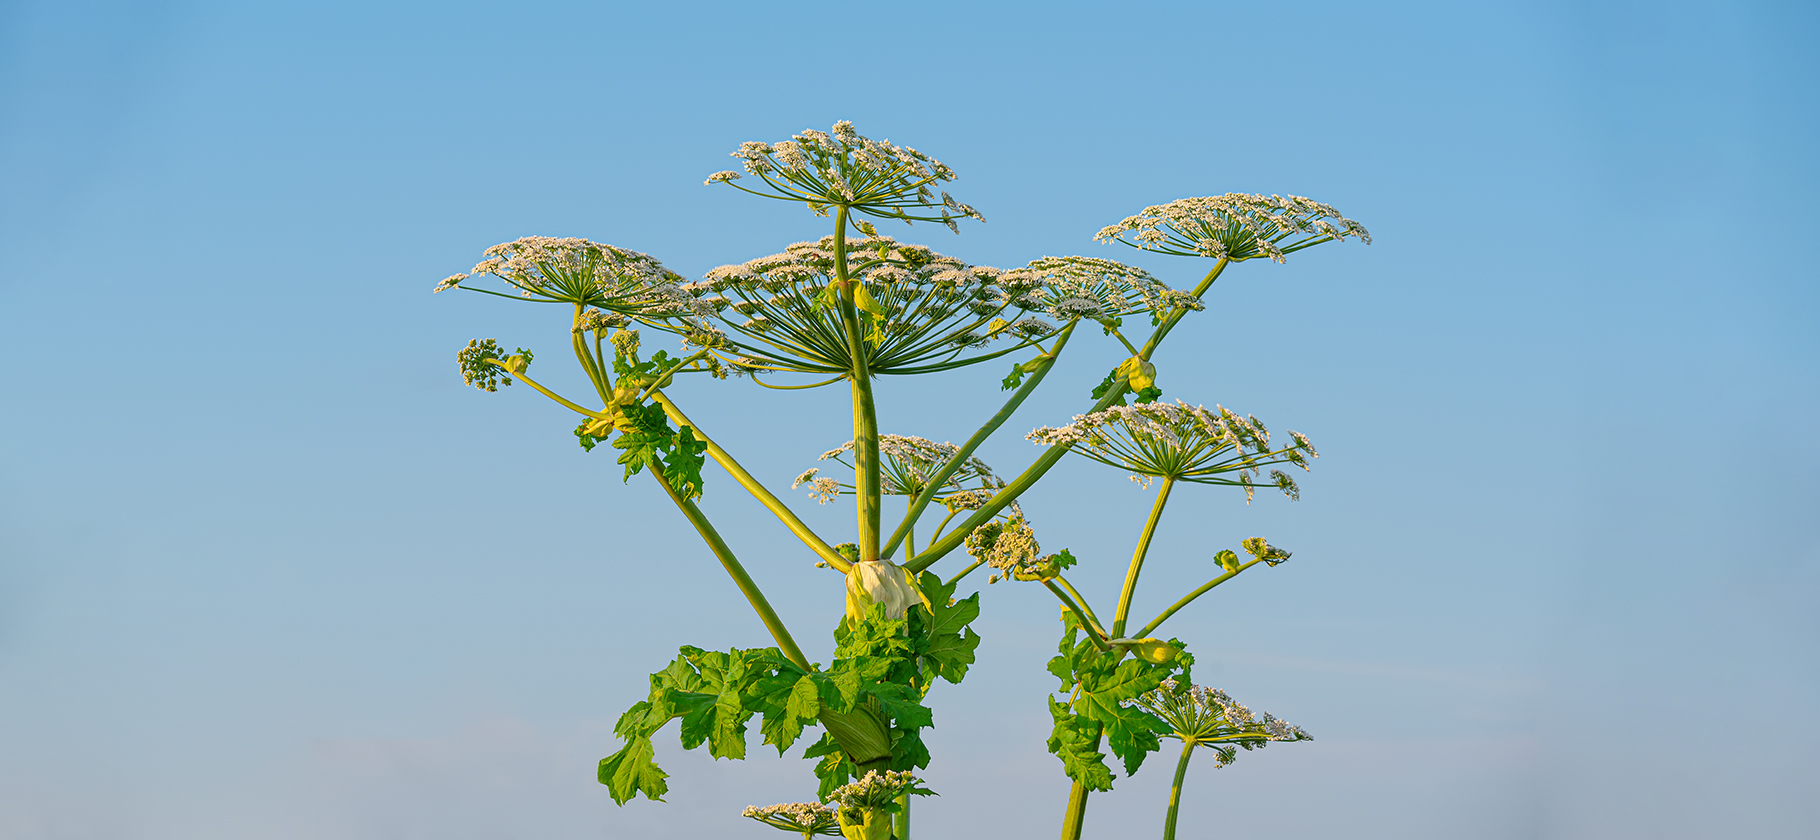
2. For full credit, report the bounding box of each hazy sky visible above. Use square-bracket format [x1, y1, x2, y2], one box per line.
[2, 1, 1815, 838]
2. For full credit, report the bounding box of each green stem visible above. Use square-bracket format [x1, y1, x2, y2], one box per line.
[571, 306, 613, 405]
[1139, 258, 1228, 360]
[649, 461, 810, 671]
[894, 792, 911, 840]
[1134, 559, 1264, 638]
[651, 393, 848, 572]
[834, 206, 883, 562]
[946, 556, 987, 586]
[926, 509, 961, 550]
[906, 376, 1128, 574]
[1058, 748, 1097, 840]
[483, 362, 602, 418]
[1163, 740, 1195, 840]
[1052, 575, 1105, 637]
[1043, 580, 1111, 651]
[881, 321, 1077, 560]
[1112, 477, 1175, 638]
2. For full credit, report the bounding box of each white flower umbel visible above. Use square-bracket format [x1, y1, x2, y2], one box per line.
[813, 434, 1003, 501]
[742, 801, 843, 838]
[1135, 679, 1311, 767]
[1028, 400, 1316, 500]
[435, 237, 689, 313]
[691, 234, 1053, 377]
[708, 121, 983, 231]
[1096, 194, 1369, 263]
[1136, 679, 1311, 840]
[844, 559, 930, 621]
[1010, 256, 1194, 323]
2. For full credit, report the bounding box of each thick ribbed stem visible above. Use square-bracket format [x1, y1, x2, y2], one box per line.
[893, 792, 911, 840]
[834, 206, 882, 561]
[1058, 749, 1097, 840]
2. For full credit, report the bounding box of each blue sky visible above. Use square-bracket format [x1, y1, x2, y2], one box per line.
[1, 1, 1815, 838]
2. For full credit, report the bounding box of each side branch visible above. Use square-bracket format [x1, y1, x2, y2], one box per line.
[881, 320, 1078, 560]
[907, 379, 1130, 573]
[483, 361, 603, 418]
[908, 259, 1233, 574]
[1135, 558, 1265, 638]
[652, 392, 850, 573]
[649, 461, 812, 671]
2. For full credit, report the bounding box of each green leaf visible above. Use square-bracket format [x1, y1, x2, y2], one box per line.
[1073, 655, 1169, 776]
[1045, 698, 1113, 792]
[1215, 548, 1241, 574]
[1002, 362, 1029, 391]
[598, 736, 669, 804]
[786, 675, 822, 721]
[916, 572, 983, 684]
[804, 733, 857, 800]
[922, 627, 981, 684]
[752, 674, 821, 755]
[1089, 370, 1118, 401]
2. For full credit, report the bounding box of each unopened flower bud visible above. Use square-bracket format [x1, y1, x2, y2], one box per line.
[844, 559, 930, 621]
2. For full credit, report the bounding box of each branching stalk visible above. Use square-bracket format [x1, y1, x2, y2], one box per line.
[881, 320, 1078, 560]
[1059, 758, 1097, 840]
[1135, 559, 1264, 638]
[1043, 580, 1111, 652]
[651, 393, 848, 572]
[649, 460, 810, 671]
[482, 361, 602, 418]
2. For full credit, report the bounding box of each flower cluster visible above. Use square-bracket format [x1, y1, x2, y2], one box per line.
[1008, 256, 1198, 323]
[1028, 400, 1316, 499]
[1096, 194, 1370, 263]
[689, 235, 1053, 376]
[1134, 679, 1311, 767]
[824, 770, 934, 811]
[792, 468, 844, 505]
[707, 121, 982, 231]
[811, 434, 1003, 501]
[741, 801, 842, 837]
[435, 237, 695, 314]
[574, 307, 630, 333]
[964, 515, 1041, 582]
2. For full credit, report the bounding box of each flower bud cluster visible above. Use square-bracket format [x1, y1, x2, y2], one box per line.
[824, 770, 932, 810]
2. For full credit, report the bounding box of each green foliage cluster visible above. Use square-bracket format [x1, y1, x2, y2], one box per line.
[599, 571, 981, 804]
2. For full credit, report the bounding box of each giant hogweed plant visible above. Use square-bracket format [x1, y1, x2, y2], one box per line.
[434, 122, 1366, 840]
